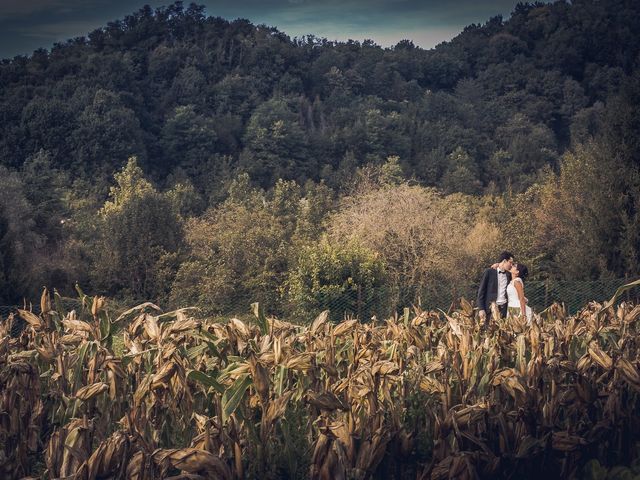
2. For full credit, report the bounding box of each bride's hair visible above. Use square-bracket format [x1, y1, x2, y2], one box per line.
[517, 263, 529, 282]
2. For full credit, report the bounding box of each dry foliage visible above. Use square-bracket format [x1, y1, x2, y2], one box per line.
[328, 184, 499, 304]
[2, 285, 640, 479]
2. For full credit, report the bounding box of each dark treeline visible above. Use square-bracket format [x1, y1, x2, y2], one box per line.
[1, 0, 639, 314]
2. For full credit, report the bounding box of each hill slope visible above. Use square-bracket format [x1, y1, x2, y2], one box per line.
[0, 0, 638, 194]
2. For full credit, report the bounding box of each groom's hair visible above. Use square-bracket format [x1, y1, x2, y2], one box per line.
[498, 251, 514, 262]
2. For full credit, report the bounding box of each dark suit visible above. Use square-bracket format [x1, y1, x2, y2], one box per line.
[477, 268, 511, 319]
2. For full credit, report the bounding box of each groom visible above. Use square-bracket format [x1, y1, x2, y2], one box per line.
[477, 251, 514, 322]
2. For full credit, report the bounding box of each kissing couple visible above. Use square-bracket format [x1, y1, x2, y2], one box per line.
[476, 251, 533, 325]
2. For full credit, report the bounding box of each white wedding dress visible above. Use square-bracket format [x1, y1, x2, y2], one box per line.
[506, 278, 533, 323]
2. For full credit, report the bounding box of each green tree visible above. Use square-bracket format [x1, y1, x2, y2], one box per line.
[170, 64, 207, 105]
[72, 90, 146, 178]
[159, 104, 218, 181]
[170, 194, 285, 315]
[19, 97, 77, 161]
[602, 74, 640, 276]
[295, 181, 334, 241]
[0, 167, 42, 303]
[441, 147, 482, 195]
[535, 142, 620, 279]
[92, 158, 182, 301]
[239, 97, 311, 187]
[170, 174, 333, 315]
[287, 240, 386, 322]
[20, 150, 69, 242]
[488, 115, 558, 191]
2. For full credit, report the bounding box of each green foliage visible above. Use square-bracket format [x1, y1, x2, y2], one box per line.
[490, 114, 558, 191]
[240, 97, 311, 188]
[171, 177, 289, 315]
[0, 167, 42, 303]
[159, 104, 218, 180]
[1, 0, 638, 194]
[379, 155, 404, 186]
[174, 172, 336, 314]
[534, 142, 621, 279]
[165, 178, 205, 218]
[442, 147, 482, 195]
[495, 131, 640, 281]
[72, 89, 146, 177]
[1, 0, 640, 307]
[169, 174, 337, 316]
[92, 158, 183, 302]
[20, 150, 69, 240]
[287, 240, 386, 321]
[294, 181, 334, 241]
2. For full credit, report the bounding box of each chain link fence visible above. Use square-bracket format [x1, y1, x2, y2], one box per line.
[283, 277, 639, 322]
[271, 277, 639, 322]
[415, 278, 635, 316]
[1, 278, 638, 324]
[0, 298, 82, 321]
[188, 277, 640, 321]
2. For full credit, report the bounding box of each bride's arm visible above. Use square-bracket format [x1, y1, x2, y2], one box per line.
[513, 279, 527, 318]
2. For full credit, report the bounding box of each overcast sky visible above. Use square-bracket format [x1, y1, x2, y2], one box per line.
[0, 0, 530, 59]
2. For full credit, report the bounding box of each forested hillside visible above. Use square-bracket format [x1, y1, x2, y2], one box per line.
[1, 0, 639, 313]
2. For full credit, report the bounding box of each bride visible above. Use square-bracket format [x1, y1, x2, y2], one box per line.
[507, 263, 533, 324]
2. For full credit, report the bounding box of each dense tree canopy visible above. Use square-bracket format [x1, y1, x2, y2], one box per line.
[1, 0, 638, 191]
[0, 0, 639, 311]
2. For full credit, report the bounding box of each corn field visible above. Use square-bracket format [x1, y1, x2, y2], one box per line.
[2, 282, 640, 479]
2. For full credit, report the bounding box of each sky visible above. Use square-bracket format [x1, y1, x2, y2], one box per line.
[0, 0, 528, 60]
